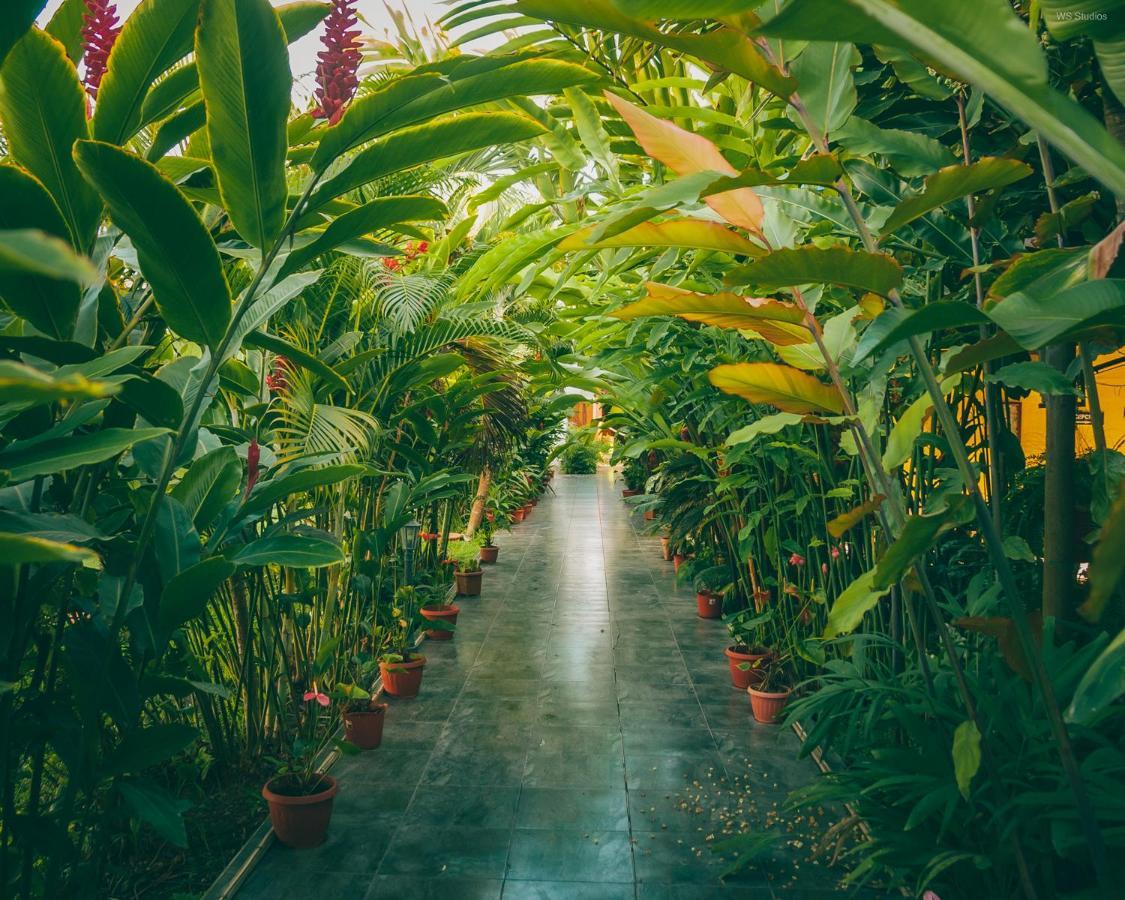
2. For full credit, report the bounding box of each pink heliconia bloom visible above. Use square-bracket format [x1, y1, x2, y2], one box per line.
[789, 552, 806, 567]
[81, 0, 121, 99]
[303, 690, 330, 707]
[312, 0, 362, 125]
[246, 439, 261, 494]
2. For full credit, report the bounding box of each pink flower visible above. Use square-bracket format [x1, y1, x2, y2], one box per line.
[821, 562, 829, 575]
[830, 546, 840, 560]
[303, 690, 330, 707]
[246, 439, 261, 494]
[922, 893, 941, 900]
[789, 552, 806, 567]
[82, 0, 121, 99]
[312, 0, 362, 125]
[265, 356, 290, 394]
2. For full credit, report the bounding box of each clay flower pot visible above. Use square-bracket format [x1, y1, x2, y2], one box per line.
[262, 774, 338, 849]
[724, 646, 770, 690]
[748, 686, 792, 724]
[454, 569, 483, 596]
[511, 508, 526, 523]
[696, 590, 722, 619]
[420, 603, 460, 640]
[522, 502, 533, 516]
[380, 656, 426, 698]
[622, 488, 640, 498]
[480, 545, 499, 564]
[659, 537, 672, 561]
[342, 703, 387, 750]
[673, 553, 685, 573]
[644, 509, 655, 521]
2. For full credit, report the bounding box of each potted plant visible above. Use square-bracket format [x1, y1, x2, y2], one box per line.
[748, 653, 793, 725]
[659, 528, 672, 561]
[479, 514, 499, 564]
[447, 538, 483, 596]
[262, 681, 357, 848]
[334, 679, 388, 751]
[621, 455, 647, 497]
[691, 564, 729, 620]
[723, 608, 774, 691]
[419, 584, 460, 640]
[378, 586, 427, 698]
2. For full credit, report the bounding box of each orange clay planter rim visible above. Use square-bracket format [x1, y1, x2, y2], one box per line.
[725, 645, 770, 662]
[420, 603, 460, 618]
[748, 686, 791, 699]
[262, 774, 338, 805]
[381, 655, 426, 669]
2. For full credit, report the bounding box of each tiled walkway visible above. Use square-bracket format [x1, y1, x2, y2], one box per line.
[238, 470, 856, 899]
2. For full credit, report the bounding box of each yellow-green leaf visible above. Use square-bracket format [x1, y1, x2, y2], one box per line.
[605, 92, 764, 234]
[559, 218, 764, 256]
[612, 282, 808, 345]
[731, 245, 902, 295]
[709, 362, 844, 414]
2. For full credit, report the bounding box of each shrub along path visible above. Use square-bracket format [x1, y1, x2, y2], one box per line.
[236, 471, 862, 899]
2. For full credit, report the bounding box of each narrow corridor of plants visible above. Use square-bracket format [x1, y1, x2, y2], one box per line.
[1, 1, 1124, 898]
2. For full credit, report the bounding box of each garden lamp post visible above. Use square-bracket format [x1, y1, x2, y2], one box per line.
[399, 518, 421, 585]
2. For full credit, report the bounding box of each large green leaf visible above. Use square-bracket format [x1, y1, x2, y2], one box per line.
[232, 533, 345, 568]
[515, 0, 797, 98]
[239, 464, 366, 518]
[756, 0, 1125, 196]
[0, 533, 100, 567]
[280, 196, 448, 277]
[787, 42, 858, 139]
[731, 246, 902, 295]
[952, 720, 981, 799]
[0, 229, 95, 339]
[0, 1, 45, 67]
[158, 557, 236, 642]
[611, 0, 750, 13]
[0, 510, 106, 544]
[73, 141, 232, 349]
[103, 724, 199, 777]
[310, 113, 545, 209]
[196, 0, 291, 249]
[0, 360, 116, 407]
[987, 279, 1125, 350]
[1065, 629, 1125, 724]
[1080, 483, 1125, 623]
[169, 446, 242, 530]
[0, 28, 101, 249]
[92, 0, 199, 145]
[559, 218, 765, 256]
[118, 779, 191, 847]
[854, 301, 988, 365]
[313, 58, 598, 171]
[882, 158, 1034, 235]
[823, 568, 892, 637]
[611, 282, 809, 345]
[242, 332, 349, 393]
[709, 362, 844, 414]
[0, 427, 170, 483]
[883, 376, 961, 470]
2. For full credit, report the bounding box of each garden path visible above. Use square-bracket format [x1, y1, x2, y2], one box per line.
[237, 470, 859, 899]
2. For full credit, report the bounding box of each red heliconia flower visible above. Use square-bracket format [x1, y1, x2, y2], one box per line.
[265, 356, 291, 393]
[246, 439, 261, 495]
[312, 0, 362, 125]
[382, 257, 401, 271]
[81, 0, 121, 100]
[830, 546, 840, 560]
[789, 552, 806, 567]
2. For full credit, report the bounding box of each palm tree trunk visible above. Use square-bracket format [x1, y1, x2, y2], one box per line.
[465, 468, 491, 537]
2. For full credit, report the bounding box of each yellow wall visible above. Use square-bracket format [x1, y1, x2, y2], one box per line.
[1017, 352, 1125, 457]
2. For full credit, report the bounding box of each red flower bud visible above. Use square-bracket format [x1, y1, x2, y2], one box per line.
[789, 552, 806, 567]
[312, 0, 362, 125]
[82, 0, 121, 99]
[246, 439, 261, 494]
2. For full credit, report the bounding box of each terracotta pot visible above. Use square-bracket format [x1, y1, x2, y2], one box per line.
[512, 508, 525, 523]
[379, 656, 426, 698]
[420, 603, 460, 640]
[696, 590, 722, 619]
[622, 488, 640, 498]
[659, 536, 672, 561]
[724, 646, 770, 690]
[480, 545, 499, 564]
[262, 774, 338, 849]
[454, 569, 483, 596]
[342, 703, 387, 750]
[644, 509, 655, 521]
[748, 686, 792, 724]
[522, 502, 533, 516]
[673, 553, 685, 573]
